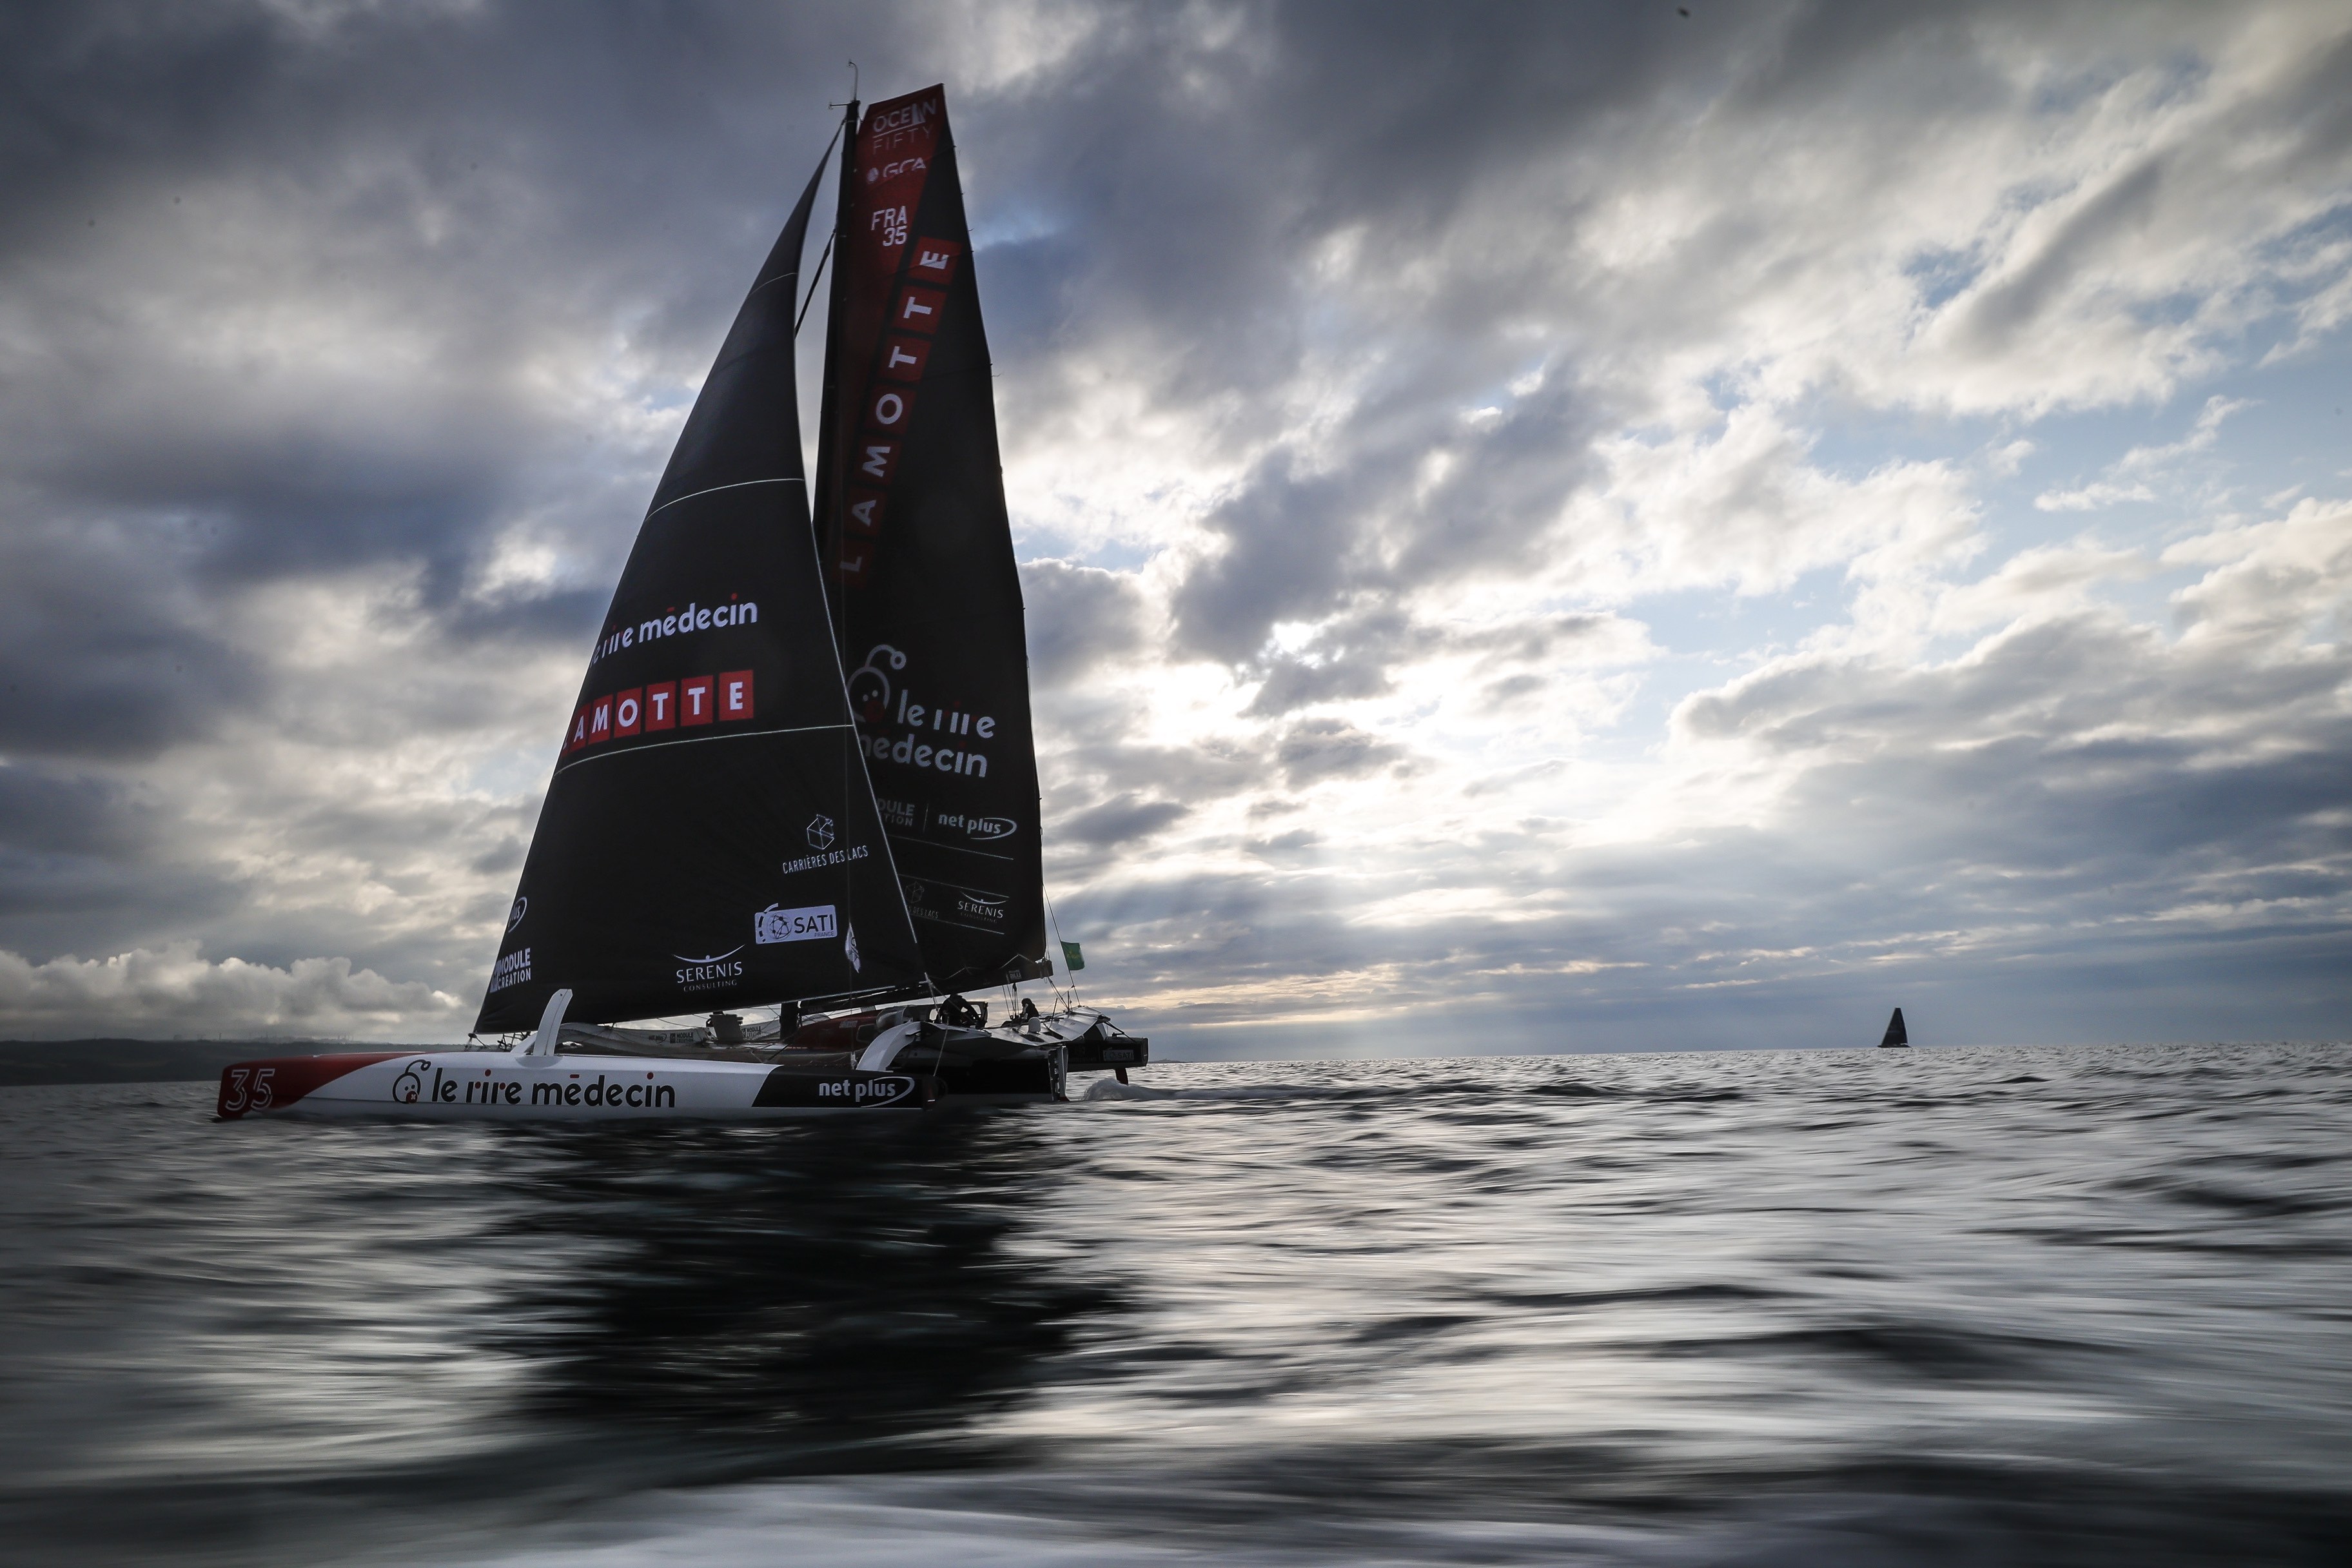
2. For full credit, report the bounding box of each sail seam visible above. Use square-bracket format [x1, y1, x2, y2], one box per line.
[553, 722, 852, 773]
[642, 476, 806, 522]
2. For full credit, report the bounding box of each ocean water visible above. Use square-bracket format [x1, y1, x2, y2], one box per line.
[1, 1043, 2347, 1567]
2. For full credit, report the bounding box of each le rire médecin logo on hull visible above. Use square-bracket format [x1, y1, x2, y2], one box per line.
[393, 1058, 680, 1111]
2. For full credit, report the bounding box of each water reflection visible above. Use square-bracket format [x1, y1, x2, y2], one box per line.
[0, 1092, 1125, 1564]
[7, 1047, 2352, 1568]
[488, 1115, 1124, 1467]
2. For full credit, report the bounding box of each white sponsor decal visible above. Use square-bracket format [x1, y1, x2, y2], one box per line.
[487, 947, 533, 994]
[846, 643, 907, 725]
[782, 845, 870, 875]
[900, 878, 1012, 933]
[587, 597, 760, 667]
[817, 1073, 914, 1105]
[395, 1061, 679, 1110]
[936, 812, 1017, 841]
[674, 946, 745, 988]
[755, 905, 838, 945]
[392, 1059, 433, 1104]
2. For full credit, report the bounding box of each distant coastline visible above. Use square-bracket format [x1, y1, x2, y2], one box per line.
[0, 1039, 404, 1088]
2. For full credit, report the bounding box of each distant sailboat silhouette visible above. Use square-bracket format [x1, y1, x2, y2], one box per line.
[1879, 1008, 1909, 1048]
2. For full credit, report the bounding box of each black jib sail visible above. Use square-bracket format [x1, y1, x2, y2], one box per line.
[814, 86, 1049, 992]
[475, 147, 925, 1035]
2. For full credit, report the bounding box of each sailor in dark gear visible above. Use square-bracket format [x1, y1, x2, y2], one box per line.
[940, 993, 981, 1027]
[1017, 997, 1039, 1021]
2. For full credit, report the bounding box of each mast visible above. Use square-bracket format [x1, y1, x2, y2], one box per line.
[816, 91, 859, 652]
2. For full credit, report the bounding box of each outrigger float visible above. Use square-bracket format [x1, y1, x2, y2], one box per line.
[220, 84, 1146, 1121]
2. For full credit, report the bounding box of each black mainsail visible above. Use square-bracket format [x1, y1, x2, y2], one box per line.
[814, 86, 1050, 992]
[475, 148, 926, 1034]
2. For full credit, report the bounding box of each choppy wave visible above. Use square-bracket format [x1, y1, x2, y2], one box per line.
[1081, 1075, 1355, 1101]
[4, 1043, 2349, 1566]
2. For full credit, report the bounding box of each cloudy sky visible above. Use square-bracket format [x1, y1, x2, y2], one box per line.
[2, 1, 2347, 1052]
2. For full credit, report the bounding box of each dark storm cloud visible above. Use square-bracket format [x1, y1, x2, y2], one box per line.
[969, 3, 1647, 401]
[1276, 717, 1406, 786]
[1244, 602, 1421, 715]
[0, 758, 230, 961]
[0, 0, 1954, 767]
[1173, 457, 1370, 665]
[0, 510, 263, 758]
[1063, 793, 1190, 847]
[0, 2, 928, 714]
[1244, 607, 1632, 716]
[1954, 159, 2168, 353]
[1679, 608, 2352, 919]
[1019, 558, 1147, 684]
[0, 0, 934, 1003]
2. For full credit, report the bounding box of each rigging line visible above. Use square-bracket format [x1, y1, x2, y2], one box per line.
[749, 109, 847, 308]
[1041, 882, 1079, 1012]
[791, 110, 850, 334]
[794, 231, 834, 337]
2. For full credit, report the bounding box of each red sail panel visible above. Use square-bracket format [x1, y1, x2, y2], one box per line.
[816, 87, 1048, 991]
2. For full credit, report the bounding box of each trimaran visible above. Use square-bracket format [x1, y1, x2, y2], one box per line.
[219, 85, 1146, 1120]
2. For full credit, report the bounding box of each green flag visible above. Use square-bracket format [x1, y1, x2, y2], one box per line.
[1059, 940, 1085, 973]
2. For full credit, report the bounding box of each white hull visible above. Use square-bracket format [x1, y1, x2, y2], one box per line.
[217, 1050, 948, 1121]
[214, 1006, 1142, 1122]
